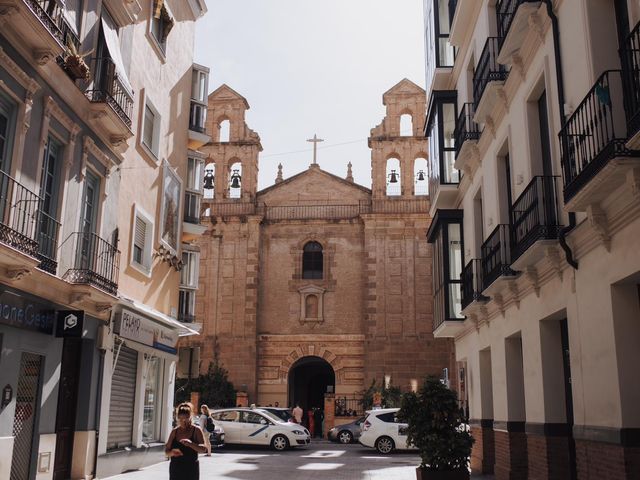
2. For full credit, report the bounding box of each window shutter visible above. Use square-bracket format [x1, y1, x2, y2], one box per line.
[134, 216, 146, 250]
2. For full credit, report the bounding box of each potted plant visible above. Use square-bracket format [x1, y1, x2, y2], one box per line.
[398, 376, 474, 480]
[63, 38, 92, 81]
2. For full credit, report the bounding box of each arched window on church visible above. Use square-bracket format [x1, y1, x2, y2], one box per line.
[219, 119, 230, 142]
[386, 158, 401, 196]
[305, 295, 319, 318]
[400, 113, 413, 136]
[302, 241, 323, 279]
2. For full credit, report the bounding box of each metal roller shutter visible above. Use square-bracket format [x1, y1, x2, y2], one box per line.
[107, 345, 138, 450]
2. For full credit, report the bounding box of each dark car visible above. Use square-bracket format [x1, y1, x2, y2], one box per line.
[261, 407, 293, 423]
[327, 417, 365, 444]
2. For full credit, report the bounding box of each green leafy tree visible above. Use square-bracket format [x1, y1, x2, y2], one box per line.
[360, 378, 405, 409]
[398, 376, 474, 472]
[174, 361, 236, 409]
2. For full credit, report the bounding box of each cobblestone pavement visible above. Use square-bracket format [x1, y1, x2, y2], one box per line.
[107, 441, 495, 480]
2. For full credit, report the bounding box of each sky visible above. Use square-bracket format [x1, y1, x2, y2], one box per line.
[194, 0, 426, 189]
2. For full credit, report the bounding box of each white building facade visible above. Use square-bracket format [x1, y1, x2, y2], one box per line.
[425, 0, 640, 479]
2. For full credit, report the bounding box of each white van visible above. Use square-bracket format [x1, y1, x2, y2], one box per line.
[358, 408, 417, 454]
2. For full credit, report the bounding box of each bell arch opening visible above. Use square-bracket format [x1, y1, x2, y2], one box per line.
[287, 356, 335, 413]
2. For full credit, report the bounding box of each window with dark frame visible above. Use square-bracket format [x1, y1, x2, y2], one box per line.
[302, 241, 323, 279]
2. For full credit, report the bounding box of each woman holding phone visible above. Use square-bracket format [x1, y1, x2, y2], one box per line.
[165, 403, 207, 480]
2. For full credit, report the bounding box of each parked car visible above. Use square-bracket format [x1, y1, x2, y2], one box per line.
[358, 408, 417, 454]
[261, 407, 293, 423]
[211, 408, 310, 451]
[328, 417, 365, 444]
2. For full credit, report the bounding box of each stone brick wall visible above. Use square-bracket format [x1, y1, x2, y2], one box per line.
[575, 439, 640, 480]
[526, 432, 570, 480]
[494, 429, 528, 480]
[471, 422, 495, 475]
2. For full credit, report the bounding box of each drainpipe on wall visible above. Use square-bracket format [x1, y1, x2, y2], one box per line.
[542, 0, 579, 269]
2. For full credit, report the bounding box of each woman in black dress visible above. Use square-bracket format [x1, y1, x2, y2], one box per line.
[165, 403, 207, 480]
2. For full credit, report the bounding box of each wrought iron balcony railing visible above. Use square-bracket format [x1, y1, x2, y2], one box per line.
[481, 224, 516, 290]
[620, 21, 640, 140]
[461, 259, 488, 310]
[455, 103, 482, 156]
[497, 0, 540, 49]
[473, 37, 509, 106]
[61, 231, 120, 295]
[511, 176, 562, 262]
[85, 57, 134, 129]
[0, 170, 41, 259]
[36, 210, 61, 274]
[558, 70, 639, 202]
[26, 0, 66, 45]
[189, 101, 207, 134]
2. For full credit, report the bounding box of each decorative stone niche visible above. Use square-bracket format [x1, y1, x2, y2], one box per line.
[299, 284, 325, 324]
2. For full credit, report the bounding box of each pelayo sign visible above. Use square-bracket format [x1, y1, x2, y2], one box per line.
[115, 308, 178, 354]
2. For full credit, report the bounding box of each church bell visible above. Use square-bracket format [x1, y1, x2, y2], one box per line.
[230, 169, 242, 189]
[388, 169, 398, 184]
[203, 170, 215, 190]
[416, 170, 425, 182]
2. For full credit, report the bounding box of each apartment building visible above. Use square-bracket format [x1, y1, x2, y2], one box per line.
[0, 1, 206, 479]
[424, 1, 640, 479]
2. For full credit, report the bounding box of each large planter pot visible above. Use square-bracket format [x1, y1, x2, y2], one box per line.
[416, 467, 470, 480]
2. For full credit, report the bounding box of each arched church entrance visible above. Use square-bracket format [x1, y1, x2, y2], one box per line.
[287, 356, 335, 413]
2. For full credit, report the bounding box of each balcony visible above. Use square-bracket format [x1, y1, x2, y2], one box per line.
[621, 21, 640, 148]
[511, 176, 562, 268]
[102, 0, 142, 27]
[85, 57, 134, 142]
[36, 211, 61, 274]
[461, 259, 488, 312]
[188, 100, 210, 149]
[0, 0, 68, 64]
[481, 224, 517, 292]
[559, 70, 640, 211]
[61, 231, 120, 296]
[496, 0, 542, 65]
[473, 37, 509, 123]
[454, 102, 482, 175]
[0, 170, 41, 263]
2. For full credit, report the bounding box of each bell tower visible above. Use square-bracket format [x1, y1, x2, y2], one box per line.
[369, 79, 428, 199]
[203, 84, 262, 201]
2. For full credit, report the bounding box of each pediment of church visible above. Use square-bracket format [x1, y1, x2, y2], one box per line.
[258, 165, 371, 205]
[209, 84, 250, 108]
[382, 78, 425, 105]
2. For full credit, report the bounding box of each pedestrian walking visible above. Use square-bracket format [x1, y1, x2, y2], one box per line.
[199, 405, 213, 456]
[307, 409, 315, 437]
[292, 403, 303, 424]
[165, 403, 207, 480]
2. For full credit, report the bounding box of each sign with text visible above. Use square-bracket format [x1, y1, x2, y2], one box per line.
[55, 310, 84, 338]
[115, 309, 178, 354]
[0, 290, 55, 335]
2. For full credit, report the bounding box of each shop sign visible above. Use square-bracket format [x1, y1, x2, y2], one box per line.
[0, 290, 54, 334]
[55, 310, 84, 338]
[115, 308, 178, 354]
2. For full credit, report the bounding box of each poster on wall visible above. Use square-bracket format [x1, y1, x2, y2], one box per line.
[160, 160, 182, 253]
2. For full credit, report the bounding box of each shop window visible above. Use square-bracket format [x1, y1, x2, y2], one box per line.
[142, 356, 162, 442]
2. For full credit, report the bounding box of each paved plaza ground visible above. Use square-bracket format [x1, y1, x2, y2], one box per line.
[108, 441, 494, 480]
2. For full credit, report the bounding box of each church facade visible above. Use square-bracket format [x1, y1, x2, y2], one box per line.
[179, 79, 456, 409]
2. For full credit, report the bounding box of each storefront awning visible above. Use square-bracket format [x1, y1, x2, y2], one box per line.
[118, 297, 200, 337]
[100, 14, 133, 96]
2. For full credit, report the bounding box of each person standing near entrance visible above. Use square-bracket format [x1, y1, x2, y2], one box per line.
[165, 403, 207, 480]
[307, 409, 315, 437]
[199, 405, 212, 456]
[293, 403, 303, 424]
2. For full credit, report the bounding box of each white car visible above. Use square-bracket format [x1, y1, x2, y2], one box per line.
[358, 408, 417, 454]
[211, 408, 310, 451]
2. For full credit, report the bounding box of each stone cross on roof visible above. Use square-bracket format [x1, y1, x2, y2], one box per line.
[306, 134, 324, 165]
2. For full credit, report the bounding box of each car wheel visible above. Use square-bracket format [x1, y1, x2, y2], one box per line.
[338, 430, 353, 444]
[375, 436, 395, 454]
[271, 434, 289, 451]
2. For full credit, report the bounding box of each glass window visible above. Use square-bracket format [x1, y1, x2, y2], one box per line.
[143, 104, 155, 152]
[142, 357, 161, 442]
[242, 412, 267, 424]
[179, 289, 196, 318]
[0, 94, 16, 173]
[214, 411, 239, 422]
[187, 158, 203, 192]
[180, 251, 199, 288]
[302, 242, 323, 279]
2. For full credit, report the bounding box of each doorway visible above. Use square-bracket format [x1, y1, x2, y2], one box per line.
[287, 356, 335, 413]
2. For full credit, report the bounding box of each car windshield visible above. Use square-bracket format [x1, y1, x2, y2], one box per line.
[258, 410, 283, 423]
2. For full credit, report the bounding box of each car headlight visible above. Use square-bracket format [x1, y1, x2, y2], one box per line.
[292, 430, 305, 435]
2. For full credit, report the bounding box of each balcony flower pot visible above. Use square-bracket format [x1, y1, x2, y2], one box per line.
[398, 377, 474, 480]
[63, 55, 91, 81]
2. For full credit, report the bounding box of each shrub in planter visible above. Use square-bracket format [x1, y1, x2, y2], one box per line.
[398, 376, 474, 480]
